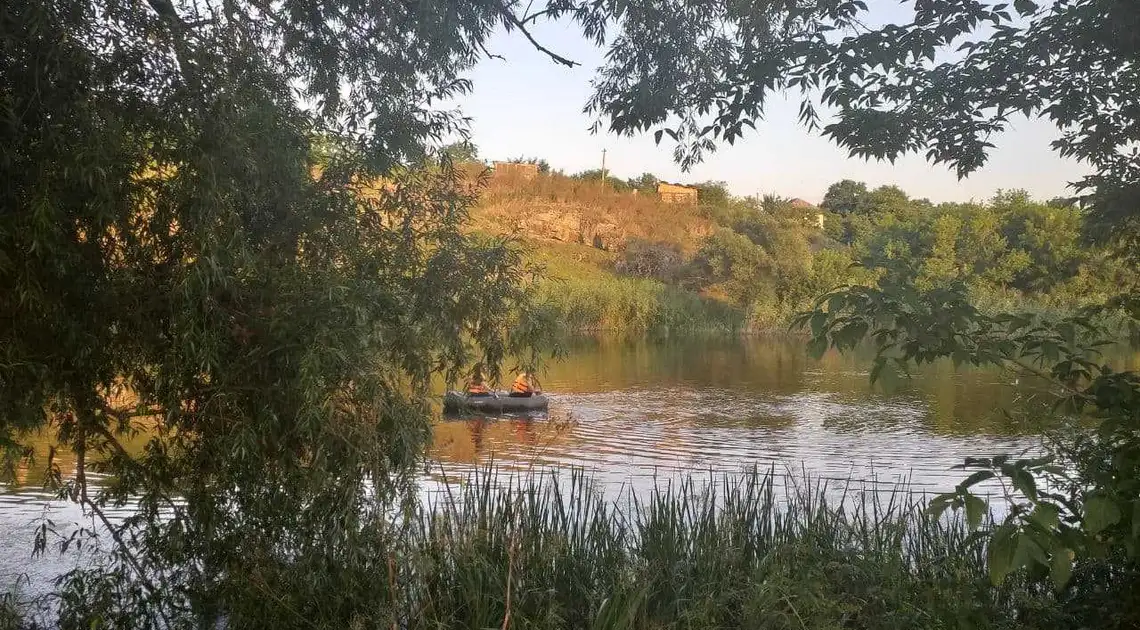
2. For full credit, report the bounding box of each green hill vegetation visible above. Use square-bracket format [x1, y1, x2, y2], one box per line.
[465, 164, 1135, 337]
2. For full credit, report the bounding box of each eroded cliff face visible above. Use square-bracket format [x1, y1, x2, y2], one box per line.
[472, 196, 711, 253]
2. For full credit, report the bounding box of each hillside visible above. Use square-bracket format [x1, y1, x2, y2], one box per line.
[470, 169, 712, 257]
[465, 169, 756, 336]
[458, 167, 1135, 338]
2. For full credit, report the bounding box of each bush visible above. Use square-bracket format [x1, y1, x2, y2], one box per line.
[615, 238, 684, 283]
[799, 282, 1140, 629]
[535, 273, 744, 337]
[571, 169, 632, 192]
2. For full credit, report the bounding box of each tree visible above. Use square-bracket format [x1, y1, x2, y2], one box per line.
[442, 141, 481, 163]
[0, 0, 562, 625]
[797, 284, 1140, 615]
[509, 156, 551, 173]
[994, 191, 1084, 293]
[820, 180, 868, 216]
[689, 229, 773, 307]
[572, 168, 631, 191]
[861, 185, 915, 219]
[693, 180, 731, 207]
[914, 214, 964, 290]
[616, 238, 683, 282]
[7, 0, 1140, 623]
[586, 0, 1140, 255]
[627, 172, 661, 194]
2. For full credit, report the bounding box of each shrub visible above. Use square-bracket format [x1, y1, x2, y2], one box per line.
[615, 238, 684, 283]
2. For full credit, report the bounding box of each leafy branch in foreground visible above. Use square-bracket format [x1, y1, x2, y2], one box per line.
[795, 282, 1140, 594]
[2, 0, 562, 625]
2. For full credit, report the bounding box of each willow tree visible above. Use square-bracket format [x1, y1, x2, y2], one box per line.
[1, 0, 559, 626]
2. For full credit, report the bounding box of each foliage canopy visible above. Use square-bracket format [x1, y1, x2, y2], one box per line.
[587, 0, 1140, 254]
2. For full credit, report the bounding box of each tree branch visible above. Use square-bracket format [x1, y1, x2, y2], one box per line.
[520, 7, 559, 25]
[84, 497, 175, 627]
[99, 401, 162, 422]
[92, 405, 187, 514]
[477, 40, 506, 62]
[492, 2, 579, 67]
[1001, 356, 1085, 396]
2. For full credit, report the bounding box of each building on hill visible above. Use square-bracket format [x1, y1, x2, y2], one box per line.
[492, 161, 539, 180]
[657, 182, 698, 204]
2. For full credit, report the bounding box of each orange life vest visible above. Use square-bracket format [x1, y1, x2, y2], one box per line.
[467, 380, 490, 395]
[511, 373, 533, 394]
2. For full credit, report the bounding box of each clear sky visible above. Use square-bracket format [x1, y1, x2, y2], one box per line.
[457, 9, 1087, 205]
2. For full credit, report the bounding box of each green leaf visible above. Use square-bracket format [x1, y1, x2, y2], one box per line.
[810, 311, 828, 336]
[958, 470, 994, 491]
[1013, 532, 1047, 568]
[877, 360, 900, 391]
[806, 336, 828, 360]
[965, 494, 986, 530]
[1085, 496, 1122, 534]
[1029, 503, 1060, 531]
[951, 348, 970, 368]
[1133, 501, 1140, 539]
[1013, 0, 1038, 15]
[927, 493, 956, 518]
[1009, 466, 1038, 502]
[1051, 548, 1073, 590]
[988, 524, 1018, 585]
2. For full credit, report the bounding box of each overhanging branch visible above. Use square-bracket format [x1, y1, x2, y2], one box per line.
[492, 1, 579, 68]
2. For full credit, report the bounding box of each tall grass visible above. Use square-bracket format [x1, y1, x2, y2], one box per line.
[398, 468, 1071, 630]
[535, 275, 745, 338]
[13, 468, 1114, 629]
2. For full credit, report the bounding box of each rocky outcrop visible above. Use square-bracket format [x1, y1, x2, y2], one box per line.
[473, 199, 710, 252]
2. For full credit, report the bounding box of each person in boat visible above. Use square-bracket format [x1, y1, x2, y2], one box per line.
[465, 364, 491, 396]
[509, 371, 541, 397]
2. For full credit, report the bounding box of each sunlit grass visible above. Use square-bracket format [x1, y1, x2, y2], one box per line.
[534, 274, 744, 338]
[393, 467, 1070, 630]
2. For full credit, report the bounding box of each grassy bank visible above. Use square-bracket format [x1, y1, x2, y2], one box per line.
[7, 468, 1134, 628]
[535, 275, 745, 338]
[519, 239, 748, 337]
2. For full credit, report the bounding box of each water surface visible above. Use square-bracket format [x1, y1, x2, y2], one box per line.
[5, 337, 1136, 593]
[429, 337, 1089, 491]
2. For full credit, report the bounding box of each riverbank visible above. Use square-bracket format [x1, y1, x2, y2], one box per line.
[4, 467, 1123, 629]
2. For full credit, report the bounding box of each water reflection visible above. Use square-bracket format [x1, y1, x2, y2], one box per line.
[429, 337, 1138, 492]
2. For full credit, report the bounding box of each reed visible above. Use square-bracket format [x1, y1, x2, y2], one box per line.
[535, 275, 745, 338]
[12, 468, 1097, 629]
[391, 467, 1072, 630]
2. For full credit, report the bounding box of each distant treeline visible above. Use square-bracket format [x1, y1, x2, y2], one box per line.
[608, 180, 1134, 331]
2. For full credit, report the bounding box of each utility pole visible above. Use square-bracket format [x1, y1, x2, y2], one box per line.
[601, 148, 607, 187]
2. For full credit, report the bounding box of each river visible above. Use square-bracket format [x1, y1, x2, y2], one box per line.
[429, 337, 1104, 489]
[3, 337, 1137, 596]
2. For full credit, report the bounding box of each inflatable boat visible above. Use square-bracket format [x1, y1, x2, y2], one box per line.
[443, 391, 549, 415]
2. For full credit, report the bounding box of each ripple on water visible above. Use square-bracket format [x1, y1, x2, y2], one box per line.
[446, 386, 1041, 497]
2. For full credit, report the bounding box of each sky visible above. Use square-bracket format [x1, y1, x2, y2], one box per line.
[456, 5, 1087, 205]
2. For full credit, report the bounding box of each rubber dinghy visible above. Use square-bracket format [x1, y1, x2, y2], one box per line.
[443, 391, 549, 414]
